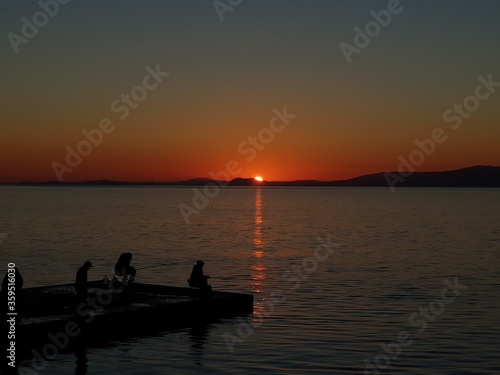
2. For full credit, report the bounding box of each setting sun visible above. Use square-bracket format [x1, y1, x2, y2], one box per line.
[254, 176, 263, 182]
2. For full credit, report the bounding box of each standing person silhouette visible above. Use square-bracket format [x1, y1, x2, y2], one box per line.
[75, 261, 92, 300]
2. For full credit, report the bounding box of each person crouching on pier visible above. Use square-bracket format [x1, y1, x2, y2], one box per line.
[189, 260, 211, 297]
[114, 252, 136, 289]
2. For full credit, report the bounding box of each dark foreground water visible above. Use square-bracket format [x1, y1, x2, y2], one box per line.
[1, 186, 499, 374]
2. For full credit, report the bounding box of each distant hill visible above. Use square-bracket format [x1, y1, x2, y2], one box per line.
[262, 166, 500, 188]
[342, 165, 500, 188]
[4, 166, 500, 188]
[341, 165, 500, 187]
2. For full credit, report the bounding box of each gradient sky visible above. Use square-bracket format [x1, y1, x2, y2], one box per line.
[1, 0, 499, 182]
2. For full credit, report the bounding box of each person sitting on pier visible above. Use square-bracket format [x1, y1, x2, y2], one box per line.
[75, 261, 92, 300]
[188, 260, 211, 293]
[114, 252, 136, 287]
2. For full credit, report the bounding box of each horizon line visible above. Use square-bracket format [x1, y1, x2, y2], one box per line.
[1, 164, 498, 185]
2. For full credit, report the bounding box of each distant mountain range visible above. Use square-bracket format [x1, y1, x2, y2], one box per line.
[229, 165, 500, 187]
[5, 165, 500, 188]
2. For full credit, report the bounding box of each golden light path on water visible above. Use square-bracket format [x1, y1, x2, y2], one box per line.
[251, 187, 266, 321]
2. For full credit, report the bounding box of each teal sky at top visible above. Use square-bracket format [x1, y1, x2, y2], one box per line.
[1, 0, 499, 180]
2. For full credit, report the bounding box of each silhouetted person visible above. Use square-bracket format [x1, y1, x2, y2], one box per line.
[189, 261, 211, 295]
[114, 252, 136, 286]
[75, 261, 92, 299]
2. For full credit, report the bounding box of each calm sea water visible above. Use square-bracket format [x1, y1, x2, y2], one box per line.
[1, 186, 499, 374]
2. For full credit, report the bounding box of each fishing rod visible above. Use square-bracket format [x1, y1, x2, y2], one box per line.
[90, 261, 186, 273]
[136, 260, 217, 271]
[136, 262, 175, 271]
[135, 263, 222, 278]
[94, 260, 221, 281]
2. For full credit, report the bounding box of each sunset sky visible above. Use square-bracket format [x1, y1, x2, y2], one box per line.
[1, 0, 499, 182]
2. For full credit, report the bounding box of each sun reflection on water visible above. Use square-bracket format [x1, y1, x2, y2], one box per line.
[251, 187, 266, 295]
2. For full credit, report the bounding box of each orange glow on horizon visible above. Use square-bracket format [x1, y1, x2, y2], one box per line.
[1, 136, 499, 183]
